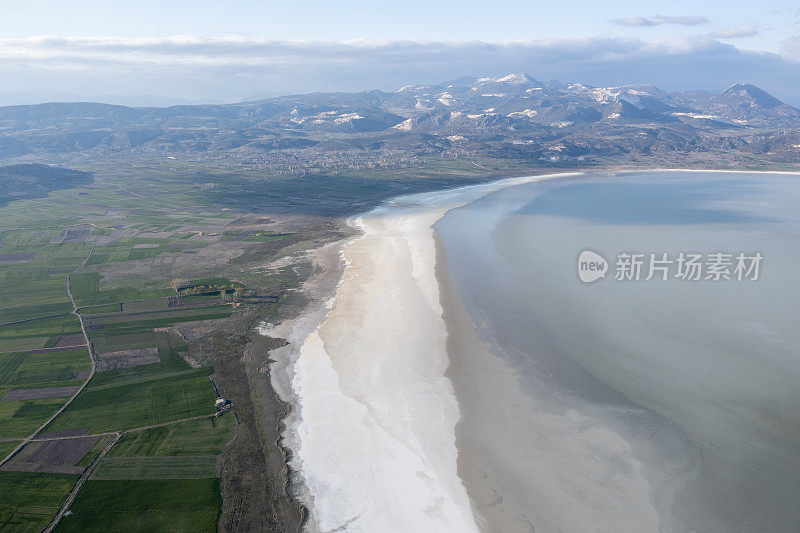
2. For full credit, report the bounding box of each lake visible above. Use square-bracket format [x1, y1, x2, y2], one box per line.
[436, 170, 800, 532]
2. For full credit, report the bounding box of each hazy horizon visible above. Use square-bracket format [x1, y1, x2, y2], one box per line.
[1, 1, 799, 107]
[0, 69, 797, 109]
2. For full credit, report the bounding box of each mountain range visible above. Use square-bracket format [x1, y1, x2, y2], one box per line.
[1, 73, 798, 168]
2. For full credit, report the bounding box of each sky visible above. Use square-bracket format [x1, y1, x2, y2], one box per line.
[1, 0, 799, 106]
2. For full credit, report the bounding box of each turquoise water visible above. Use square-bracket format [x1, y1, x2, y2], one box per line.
[436, 171, 800, 531]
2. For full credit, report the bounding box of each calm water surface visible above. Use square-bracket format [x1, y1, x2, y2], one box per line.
[436, 170, 800, 532]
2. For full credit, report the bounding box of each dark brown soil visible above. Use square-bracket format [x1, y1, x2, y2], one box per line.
[35, 428, 88, 439]
[0, 252, 35, 263]
[25, 436, 99, 465]
[29, 346, 89, 354]
[1, 435, 99, 474]
[95, 348, 160, 371]
[0, 462, 85, 474]
[53, 334, 87, 348]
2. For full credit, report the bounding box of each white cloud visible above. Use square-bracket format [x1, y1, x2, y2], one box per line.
[0, 35, 798, 105]
[710, 23, 760, 39]
[782, 35, 800, 60]
[611, 16, 662, 27]
[610, 15, 709, 27]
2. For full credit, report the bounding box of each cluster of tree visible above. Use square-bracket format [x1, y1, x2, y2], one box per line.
[170, 278, 246, 301]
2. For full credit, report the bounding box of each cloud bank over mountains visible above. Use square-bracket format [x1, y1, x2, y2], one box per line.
[1, 34, 799, 106]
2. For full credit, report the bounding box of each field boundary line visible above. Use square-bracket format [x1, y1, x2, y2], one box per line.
[0, 241, 96, 467]
[30, 413, 220, 442]
[0, 312, 72, 328]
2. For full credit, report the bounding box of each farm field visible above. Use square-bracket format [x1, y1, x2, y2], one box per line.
[44, 368, 217, 433]
[4, 435, 100, 474]
[0, 191, 244, 529]
[0, 156, 451, 530]
[108, 415, 234, 457]
[0, 162, 308, 530]
[53, 478, 221, 532]
[0, 471, 79, 532]
[0, 441, 21, 459]
[2, 349, 90, 388]
[0, 315, 83, 353]
[0, 397, 68, 439]
[0, 345, 92, 438]
[91, 455, 220, 479]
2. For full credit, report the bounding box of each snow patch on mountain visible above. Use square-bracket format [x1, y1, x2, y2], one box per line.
[508, 109, 538, 118]
[438, 93, 454, 106]
[392, 118, 413, 131]
[334, 113, 363, 124]
[673, 112, 720, 120]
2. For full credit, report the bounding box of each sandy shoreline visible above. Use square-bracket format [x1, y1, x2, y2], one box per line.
[257, 238, 350, 525]
[285, 201, 477, 531]
[260, 173, 578, 531]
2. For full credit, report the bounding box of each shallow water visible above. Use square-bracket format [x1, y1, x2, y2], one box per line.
[436, 170, 800, 532]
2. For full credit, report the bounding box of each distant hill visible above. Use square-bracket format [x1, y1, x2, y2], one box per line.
[702, 84, 800, 121]
[0, 92, 226, 108]
[715, 84, 784, 109]
[0, 164, 93, 206]
[0, 73, 798, 166]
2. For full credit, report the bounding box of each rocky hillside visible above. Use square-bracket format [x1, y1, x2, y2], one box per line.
[1, 73, 799, 167]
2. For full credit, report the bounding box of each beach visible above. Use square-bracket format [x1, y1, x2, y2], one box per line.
[264, 169, 800, 532]
[262, 174, 574, 531]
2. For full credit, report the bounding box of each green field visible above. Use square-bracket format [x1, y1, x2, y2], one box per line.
[0, 239, 89, 325]
[0, 302, 73, 325]
[0, 348, 91, 437]
[5, 349, 90, 388]
[0, 315, 82, 353]
[91, 331, 160, 353]
[107, 426, 172, 457]
[54, 478, 221, 533]
[87, 307, 231, 336]
[0, 397, 66, 438]
[120, 298, 171, 312]
[44, 368, 217, 434]
[80, 237, 178, 264]
[109, 415, 234, 457]
[85, 332, 189, 386]
[0, 352, 27, 385]
[0, 159, 344, 531]
[0, 471, 78, 532]
[70, 273, 173, 307]
[0, 440, 21, 459]
[92, 455, 219, 479]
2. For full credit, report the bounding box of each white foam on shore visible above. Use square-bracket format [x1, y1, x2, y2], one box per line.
[289, 173, 578, 531]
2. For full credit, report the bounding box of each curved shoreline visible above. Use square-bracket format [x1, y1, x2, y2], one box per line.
[261, 167, 800, 531]
[262, 173, 577, 531]
[435, 168, 800, 532]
